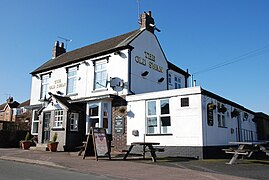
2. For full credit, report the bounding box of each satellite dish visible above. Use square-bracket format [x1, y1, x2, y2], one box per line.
[110, 77, 124, 93]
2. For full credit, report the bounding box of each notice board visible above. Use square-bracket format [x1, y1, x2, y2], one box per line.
[92, 128, 111, 161]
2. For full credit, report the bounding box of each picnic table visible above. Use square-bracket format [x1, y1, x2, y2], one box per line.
[223, 141, 269, 164]
[123, 142, 162, 162]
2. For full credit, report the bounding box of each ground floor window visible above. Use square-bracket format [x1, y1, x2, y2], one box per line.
[86, 101, 111, 134]
[54, 110, 63, 128]
[70, 113, 79, 131]
[146, 99, 171, 134]
[31, 110, 39, 135]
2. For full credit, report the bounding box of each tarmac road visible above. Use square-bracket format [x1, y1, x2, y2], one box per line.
[1, 148, 268, 180]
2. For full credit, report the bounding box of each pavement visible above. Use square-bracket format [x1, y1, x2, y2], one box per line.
[0, 148, 268, 180]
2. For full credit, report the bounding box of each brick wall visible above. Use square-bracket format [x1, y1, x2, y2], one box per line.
[111, 96, 127, 151]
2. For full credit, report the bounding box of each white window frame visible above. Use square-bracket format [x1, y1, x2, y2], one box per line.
[168, 73, 172, 85]
[67, 67, 77, 95]
[86, 101, 111, 135]
[31, 110, 39, 135]
[94, 60, 107, 90]
[41, 74, 50, 99]
[54, 110, 63, 128]
[146, 99, 171, 134]
[70, 113, 79, 131]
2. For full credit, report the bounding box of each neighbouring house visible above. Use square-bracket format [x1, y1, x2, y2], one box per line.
[0, 98, 32, 131]
[14, 99, 32, 131]
[0, 97, 20, 131]
[29, 11, 190, 151]
[126, 87, 257, 159]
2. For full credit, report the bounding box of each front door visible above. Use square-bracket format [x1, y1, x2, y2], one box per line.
[42, 112, 51, 143]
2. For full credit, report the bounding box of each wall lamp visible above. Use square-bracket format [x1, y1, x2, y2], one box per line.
[141, 71, 149, 77]
[158, 77, 165, 83]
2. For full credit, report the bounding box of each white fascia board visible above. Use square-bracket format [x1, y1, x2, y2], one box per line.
[126, 86, 202, 102]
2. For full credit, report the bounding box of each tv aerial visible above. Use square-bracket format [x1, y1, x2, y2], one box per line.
[57, 36, 72, 50]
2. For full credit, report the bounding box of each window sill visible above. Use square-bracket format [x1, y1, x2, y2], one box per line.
[146, 133, 173, 136]
[218, 126, 227, 129]
[66, 93, 78, 97]
[92, 88, 108, 93]
[51, 127, 65, 131]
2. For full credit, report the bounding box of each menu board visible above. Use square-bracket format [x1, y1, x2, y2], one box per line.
[207, 104, 214, 126]
[92, 128, 111, 160]
[114, 117, 124, 134]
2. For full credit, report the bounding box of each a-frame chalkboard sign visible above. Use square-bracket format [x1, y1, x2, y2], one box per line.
[83, 127, 111, 161]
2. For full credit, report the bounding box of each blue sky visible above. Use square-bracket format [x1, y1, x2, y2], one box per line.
[0, 0, 268, 114]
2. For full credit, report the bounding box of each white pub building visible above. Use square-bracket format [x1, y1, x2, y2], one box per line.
[30, 11, 258, 159]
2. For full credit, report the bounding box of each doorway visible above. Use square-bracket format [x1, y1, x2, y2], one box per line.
[42, 112, 51, 143]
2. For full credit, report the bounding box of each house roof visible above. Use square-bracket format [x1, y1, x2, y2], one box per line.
[8, 101, 20, 109]
[0, 103, 5, 111]
[201, 88, 254, 114]
[51, 94, 84, 112]
[18, 99, 30, 108]
[31, 29, 142, 75]
[168, 61, 190, 77]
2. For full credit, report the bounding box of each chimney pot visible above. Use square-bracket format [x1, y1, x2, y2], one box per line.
[52, 41, 66, 59]
[60, 42, 64, 48]
[140, 11, 155, 34]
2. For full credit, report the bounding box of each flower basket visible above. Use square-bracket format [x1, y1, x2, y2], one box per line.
[231, 109, 239, 118]
[218, 105, 227, 113]
[208, 103, 216, 110]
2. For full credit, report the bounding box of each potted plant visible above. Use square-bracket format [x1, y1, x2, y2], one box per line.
[47, 132, 58, 152]
[231, 109, 240, 118]
[118, 107, 126, 114]
[21, 132, 31, 150]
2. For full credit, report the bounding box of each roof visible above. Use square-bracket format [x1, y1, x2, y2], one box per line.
[31, 29, 142, 74]
[201, 88, 254, 114]
[0, 103, 5, 111]
[168, 61, 190, 77]
[51, 94, 84, 112]
[18, 99, 30, 108]
[8, 101, 20, 109]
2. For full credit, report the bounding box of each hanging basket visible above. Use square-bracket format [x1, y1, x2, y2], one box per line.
[231, 109, 240, 118]
[208, 103, 216, 110]
[218, 105, 227, 113]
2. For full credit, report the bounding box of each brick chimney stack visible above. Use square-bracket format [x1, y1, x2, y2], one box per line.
[6, 97, 13, 103]
[52, 41, 66, 59]
[140, 11, 155, 34]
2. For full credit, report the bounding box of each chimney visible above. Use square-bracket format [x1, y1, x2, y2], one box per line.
[52, 41, 66, 59]
[140, 11, 155, 34]
[7, 97, 13, 103]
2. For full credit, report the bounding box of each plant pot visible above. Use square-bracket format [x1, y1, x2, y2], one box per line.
[48, 142, 59, 152]
[21, 141, 31, 150]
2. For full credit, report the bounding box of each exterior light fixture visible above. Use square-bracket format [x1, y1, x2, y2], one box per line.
[141, 71, 149, 77]
[158, 77, 164, 83]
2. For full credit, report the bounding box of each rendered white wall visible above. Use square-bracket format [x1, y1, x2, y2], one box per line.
[130, 31, 168, 94]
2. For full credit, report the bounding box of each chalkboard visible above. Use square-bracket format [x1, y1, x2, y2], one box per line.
[207, 104, 214, 126]
[114, 116, 124, 134]
[92, 128, 111, 161]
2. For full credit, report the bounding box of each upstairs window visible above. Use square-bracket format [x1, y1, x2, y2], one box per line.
[168, 73, 172, 85]
[94, 60, 107, 90]
[174, 75, 181, 89]
[41, 74, 50, 99]
[67, 67, 77, 95]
